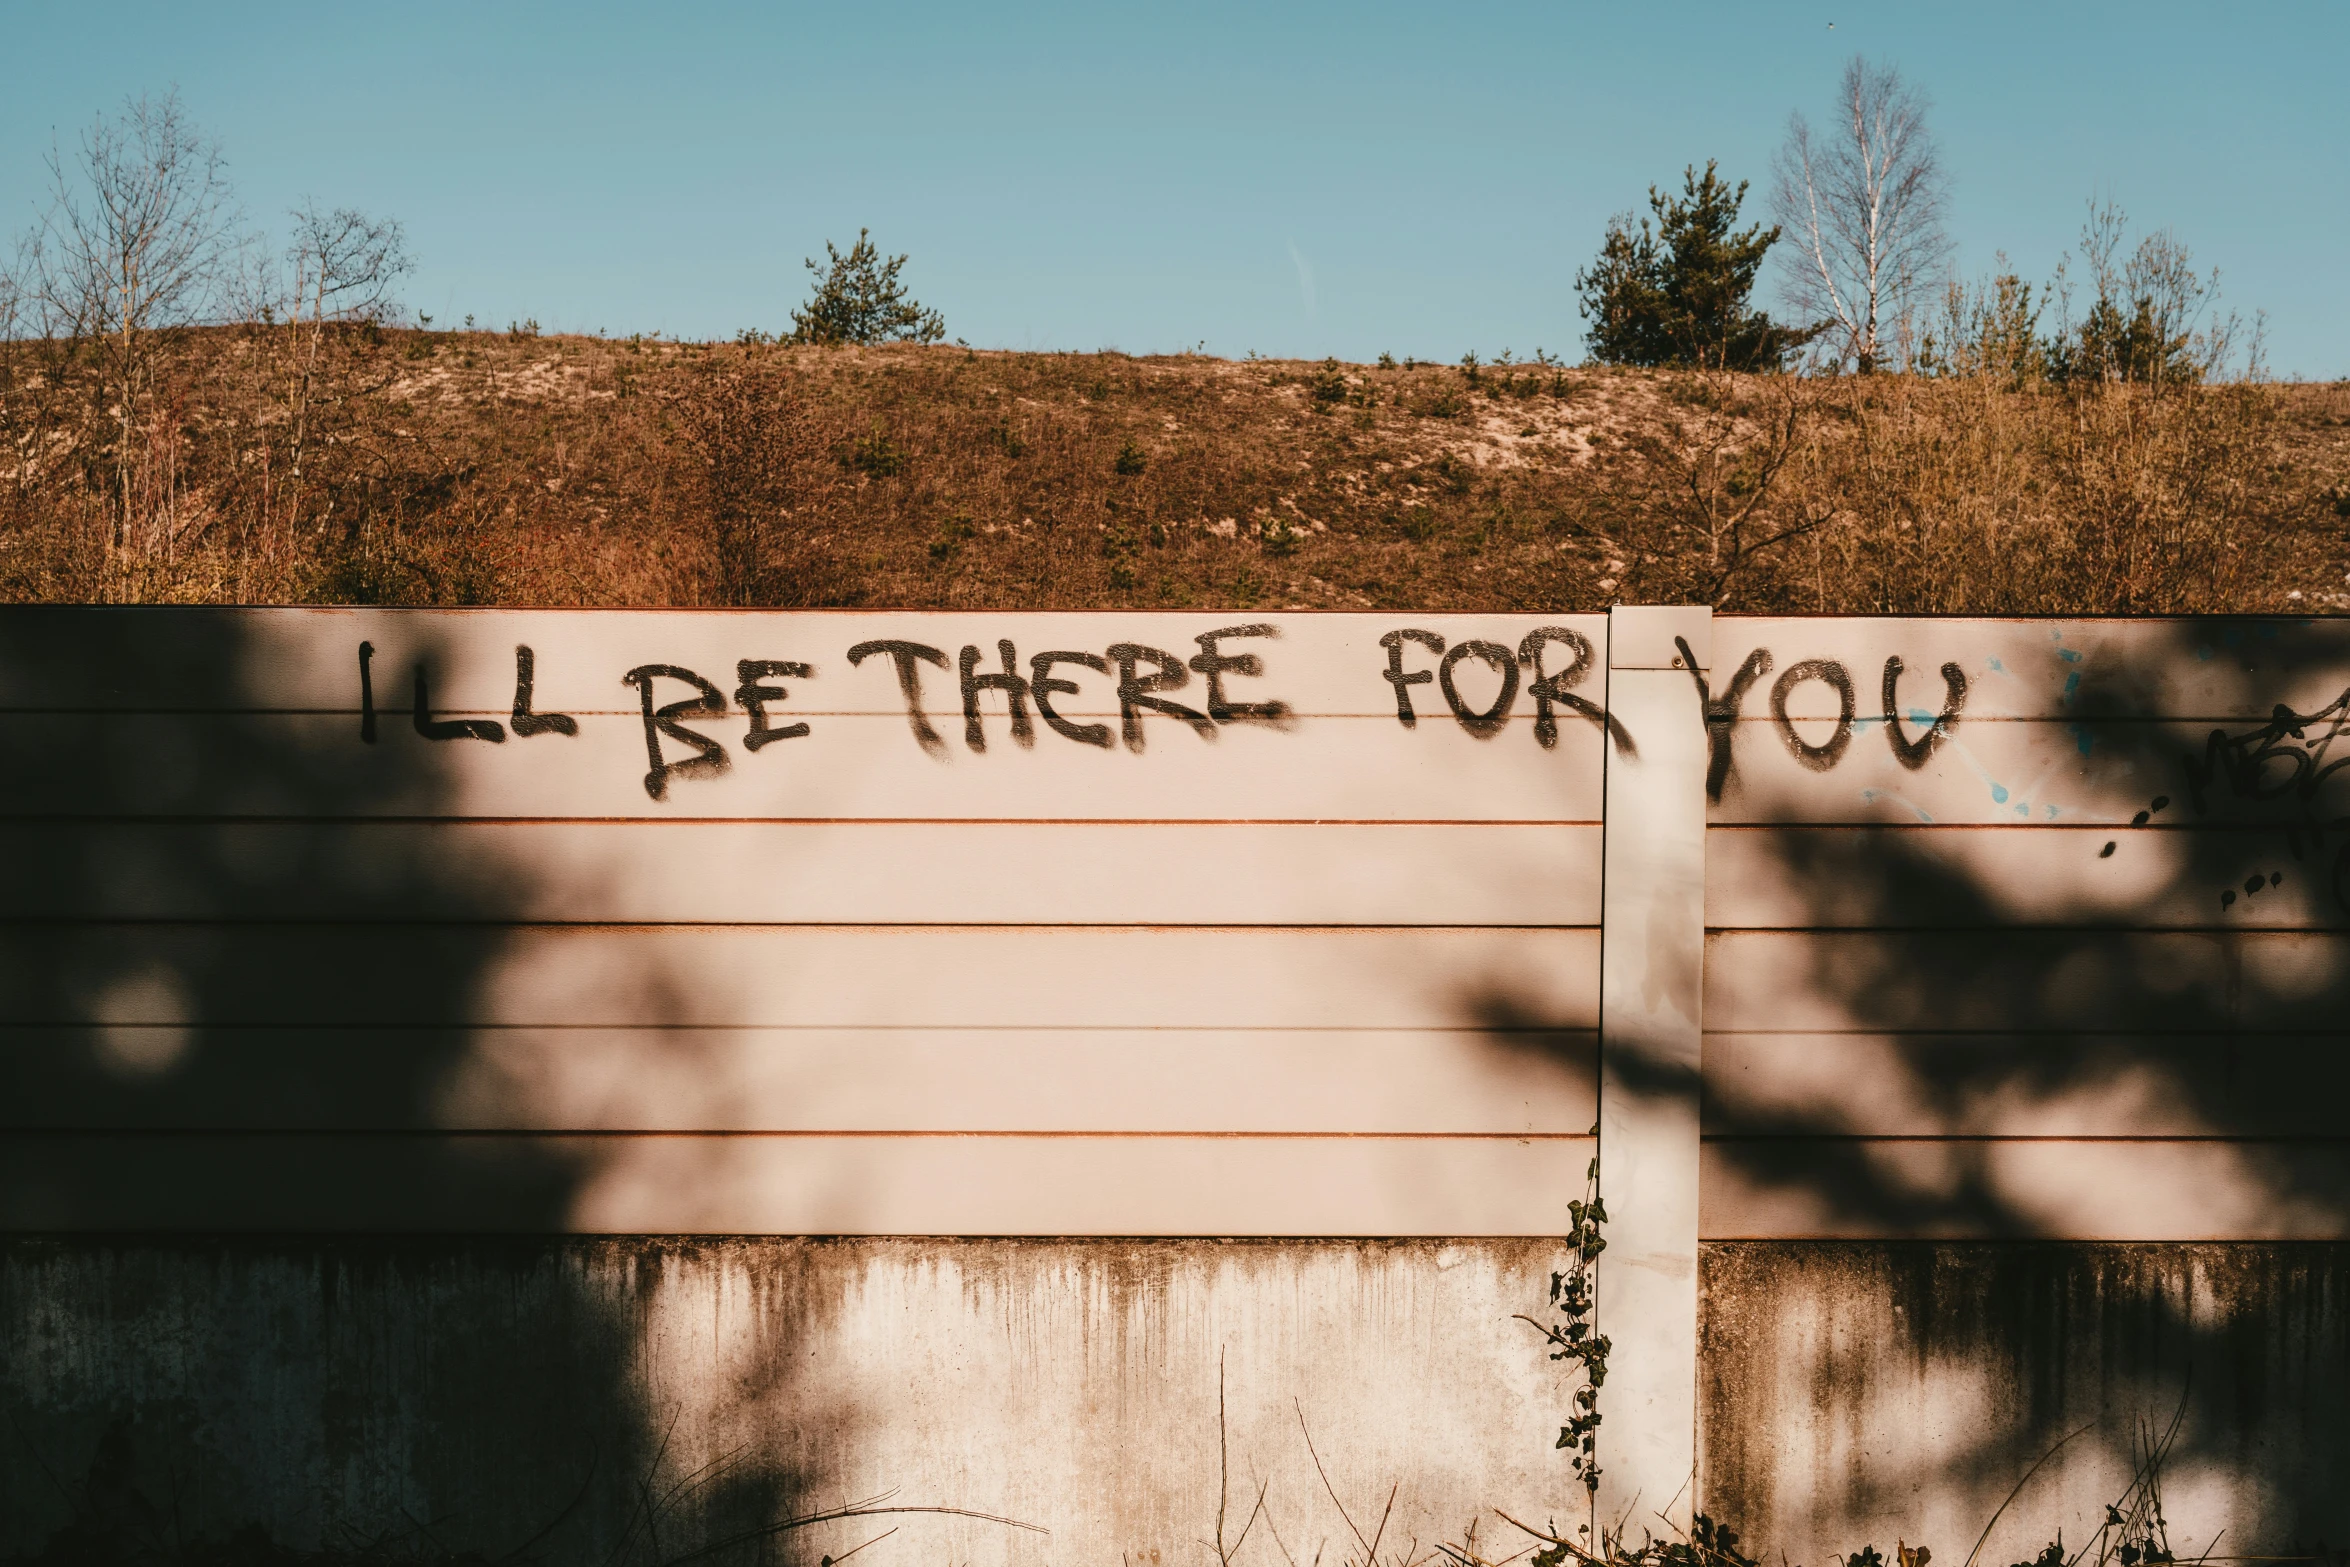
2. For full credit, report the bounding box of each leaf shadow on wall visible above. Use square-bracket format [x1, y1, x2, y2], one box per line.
[0, 609, 828, 1565]
[1688, 619, 2350, 1557]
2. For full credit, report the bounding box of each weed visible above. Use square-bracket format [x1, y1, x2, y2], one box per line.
[929, 516, 977, 563]
[1414, 384, 1466, 419]
[1394, 506, 1439, 543]
[846, 425, 907, 479]
[1112, 438, 1147, 475]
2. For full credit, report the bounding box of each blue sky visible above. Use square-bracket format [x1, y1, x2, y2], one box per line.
[4, 1, 2344, 374]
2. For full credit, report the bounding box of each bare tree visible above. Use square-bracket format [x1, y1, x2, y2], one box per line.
[25, 90, 243, 549]
[275, 203, 412, 515]
[1770, 57, 1950, 373]
[2049, 200, 2255, 388]
[1629, 367, 1842, 602]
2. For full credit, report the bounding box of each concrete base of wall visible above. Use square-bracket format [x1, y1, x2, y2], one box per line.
[1, 1237, 1574, 1564]
[1701, 1242, 2350, 1561]
[16, 1238, 2346, 1563]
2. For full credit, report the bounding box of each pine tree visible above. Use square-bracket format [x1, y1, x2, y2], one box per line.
[789, 229, 945, 346]
[1576, 163, 1808, 370]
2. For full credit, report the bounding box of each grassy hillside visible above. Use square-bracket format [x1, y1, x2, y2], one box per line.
[3, 326, 2345, 612]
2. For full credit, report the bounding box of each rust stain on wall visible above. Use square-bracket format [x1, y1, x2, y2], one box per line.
[1700, 1241, 2350, 1560]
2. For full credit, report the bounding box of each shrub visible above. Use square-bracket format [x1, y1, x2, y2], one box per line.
[789, 229, 946, 346]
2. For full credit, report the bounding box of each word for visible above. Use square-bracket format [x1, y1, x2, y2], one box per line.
[1682, 638, 1968, 801]
[1378, 626, 1634, 753]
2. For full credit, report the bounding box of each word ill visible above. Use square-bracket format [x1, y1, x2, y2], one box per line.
[359, 623, 1615, 801]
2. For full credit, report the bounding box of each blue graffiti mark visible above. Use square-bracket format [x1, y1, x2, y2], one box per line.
[1987, 656, 2008, 674]
[2070, 724, 2096, 756]
[2195, 645, 2215, 661]
[1909, 707, 1935, 725]
[2015, 803, 2029, 816]
[2045, 804, 2061, 820]
[2057, 648, 2085, 663]
[1991, 783, 2010, 803]
[1860, 787, 1934, 824]
[2062, 671, 2083, 702]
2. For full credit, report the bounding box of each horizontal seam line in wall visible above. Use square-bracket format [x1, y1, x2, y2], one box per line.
[1701, 1133, 2350, 1144]
[0, 920, 1604, 933]
[0, 709, 1553, 721]
[1703, 924, 2347, 935]
[0, 816, 1604, 827]
[1705, 823, 2310, 832]
[0, 1129, 1600, 1141]
[0, 1022, 1600, 1035]
[8, 709, 2325, 724]
[1719, 714, 2329, 723]
[1699, 1028, 2350, 1038]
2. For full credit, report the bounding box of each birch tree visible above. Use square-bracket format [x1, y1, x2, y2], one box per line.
[1770, 57, 1950, 373]
[28, 90, 243, 549]
[276, 202, 411, 518]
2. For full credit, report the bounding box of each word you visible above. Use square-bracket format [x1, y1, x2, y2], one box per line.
[1685, 638, 1968, 801]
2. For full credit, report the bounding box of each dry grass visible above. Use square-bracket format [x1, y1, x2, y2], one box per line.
[2, 325, 2344, 612]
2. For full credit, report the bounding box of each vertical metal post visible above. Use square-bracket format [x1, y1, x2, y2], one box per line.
[1595, 605, 1709, 1544]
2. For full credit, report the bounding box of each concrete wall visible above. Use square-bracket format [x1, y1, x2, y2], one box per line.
[2, 1237, 1564, 1563]
[1701, 1242, 2350, 1561]
[10, 609, 2350, 1557]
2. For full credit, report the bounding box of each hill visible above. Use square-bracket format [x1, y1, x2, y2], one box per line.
[3, 327, 2345, 612]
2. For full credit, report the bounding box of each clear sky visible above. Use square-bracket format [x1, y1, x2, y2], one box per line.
[4, 1, 2344, 375]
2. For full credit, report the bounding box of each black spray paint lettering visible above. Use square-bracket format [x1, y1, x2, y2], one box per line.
[735, 660, 813, 752]
[622, 664, 730, 801]
[1882, 656, 1967, 769]
[1439, 640, 1519, 737]
[1378, 629, 1444, 726]
[1770, 659, 1854, 772]
[960, 641, 1035, 753]
[358, 641, 377, 743]
[2185, 692, 2350, 814]
[1030, 651, 1113, 749]
[1190, 625, 1291, 726]
[848, 640, 950, 758]
[1681, 639, 1772, 803]
[1105, 643, 1216, 753]
[1691, 646, 1965, 799]
[509, 646, 578, 738]
[413, 663, 506, 743]
[1519, 626, 1635, 757]
[2181, 686, 2350, 914]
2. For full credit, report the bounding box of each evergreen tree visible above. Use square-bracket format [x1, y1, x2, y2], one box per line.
[1576, 163, 1808, 370]
[789, 229, 945, 346]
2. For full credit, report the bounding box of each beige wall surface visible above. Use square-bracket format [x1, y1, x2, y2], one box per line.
[7, 609, 2350, 1560]
[0, 609, 1606, 1237]
[1689, 617, 2350, 1567]
[1699, 617, 2350, 1244]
